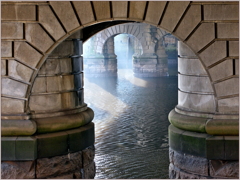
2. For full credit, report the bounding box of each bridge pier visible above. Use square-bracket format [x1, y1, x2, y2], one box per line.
[168, 41, 239, 179]
[1, 34, 96, 179]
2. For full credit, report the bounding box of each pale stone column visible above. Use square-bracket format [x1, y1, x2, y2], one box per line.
[168, 41, 239, 179]
[1, 32, 96, 179]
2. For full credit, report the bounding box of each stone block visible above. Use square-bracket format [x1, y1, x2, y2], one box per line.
[112, 1, 127, 18]
[60, 58, 72, 73]
[229, 41, 239, 57]
[15, 137, 37, 160]
[31, 77, 47, 93]
[181, 130, 209, 157]
[8, 60, 33, 82]
[206, 136, 225, 160]
[36, 151, 82, 178]
[1, 161, 35, 179]
[25, 23, 54, 53]
[72, 56, 83, 73]
[1, 137, 17, 160]
[209, 160, 239, 178]
[178, 74, 213, 93]
[61, 75, 74, 91]
[175, 5, 201, 40]
[145, 1, 166, 24]
[1, 22, 23, 39]
[208, 60, 233, 82]
[39, 5, 65, 41]
[217, 23, 239, 39]
[168, 125, 185, 153]
[82, 145, 95, 168]
[72, 1, 95, 25]
[35, 131, 68, 158]
[129, 1, 146, 20]
[178, 41, 197, 57]
[67, 30, 82, 40]
[1, 78, 28, 98]
[204, 5, 239, 21]
[199, 41, 226, 67]
[224, 136, 239, 160]
[1, 4, 36, 20]
[161, 1, 189, 32]
[1, 97, 25, 114]
[178, 91, 215, 113]
[29, 94, 61, 112]
[178, 58, 207, 75]
[50, 40, 74, 57]
[74, 73, 83, 89]
[235, 59, 239, 75]
[218, 97, 239, 113]
[15, 41, 42, 68]
[1, 41, 12, 57]
[172, 148, 208, 176]
[83, 161, 96, 179]
[186, 23, 215, 53]
[46, 76, 61, 92]
[66, 123, 95, 153]
[50, 1, 80, 32]
[45, 58, 61, 75]
[61, 92, 76, 109]
[1, 60, 6, 75]
[93, 1, 110, 20]
[214, 78, 239, 97]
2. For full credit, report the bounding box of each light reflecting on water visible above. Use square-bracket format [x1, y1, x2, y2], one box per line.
[84, 69, 178, 179]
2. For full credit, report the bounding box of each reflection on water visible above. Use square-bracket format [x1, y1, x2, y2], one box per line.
[84, 69, 178, 179]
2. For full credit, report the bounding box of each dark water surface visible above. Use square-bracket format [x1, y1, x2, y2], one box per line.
[84, 69, 178, 179]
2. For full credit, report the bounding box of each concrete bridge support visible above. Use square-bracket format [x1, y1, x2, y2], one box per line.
[1, 34, 96, 179]
[168, 41, 239, 178]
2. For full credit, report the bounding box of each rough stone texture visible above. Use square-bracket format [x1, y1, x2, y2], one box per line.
[1, 4, 36, 20]
[112, 1, 127, 19]
[82, 146, 95, 168]
[92, 1, 111, 21]
[129, 1, 146, 20]
[1, 97, 25, 114]
[186, 23, 215, 53]
[31, 77, 46, 93]
[1, 78, 28, 98]
[73, 1, 95, 25]
[208, 59, 233, 82]
[29, 94, 62, 112]
[218, 97, 239, 113]
[199, 41, 227, 67]
[1, 161, 35, 179]
[204, 4, 239, 21]
[1, 60, 6, 75]
[50, 1, 80, 32]
[145, 1, 166, 24]
[229, 41, 239, 57]
[209, 160, 239, 178]
[178, 58, 206, 75]
[25, 23, 54, 52]
[161, 1, 189, 32]
[84, 161, 96, 179]
[36, 151, 82, 179]
[178, 91, 215, 113]
[1, 41, 12, 57]
[8, 60, 33, 82]
[214, 78, 239, 97]
[217, 23, 239, 39]
[178, 74, 213, 93]
[1, 22, 23, 39]
[14, 41, 42, 68]
[39, 5, 65, 41]
[175, 5, 201, 40]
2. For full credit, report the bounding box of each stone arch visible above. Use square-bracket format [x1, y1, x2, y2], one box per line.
[1, 0, 238, 140]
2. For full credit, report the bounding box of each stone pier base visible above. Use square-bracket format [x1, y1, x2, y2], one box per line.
[1, 146, 95, 179]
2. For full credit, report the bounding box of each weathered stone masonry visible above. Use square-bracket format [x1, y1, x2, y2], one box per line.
[1, 1, 239, 179]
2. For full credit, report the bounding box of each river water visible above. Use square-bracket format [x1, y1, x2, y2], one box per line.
[84, 69, 178, 179]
